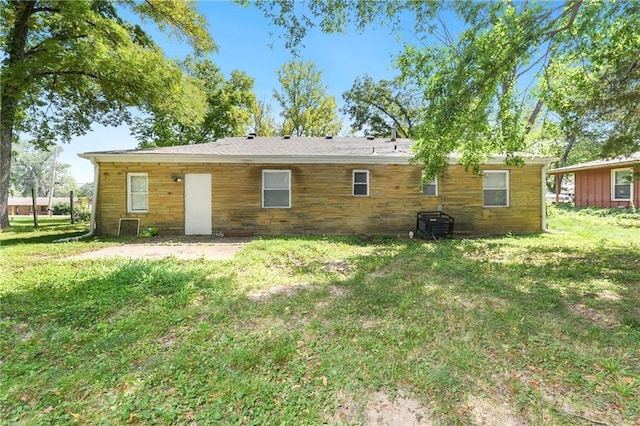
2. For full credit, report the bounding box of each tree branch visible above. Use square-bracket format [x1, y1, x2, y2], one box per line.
[32, 7, 60, 14]
[544, 0, 582, 39]
[24, 33, 89, 58]
[523, 1, 582, 137]
[32, 70, 100, 80]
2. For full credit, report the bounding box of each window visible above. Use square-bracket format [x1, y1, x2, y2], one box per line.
[127, 173, 148, 213]
[262, 170, 291, 208]
[483, 171, 509, 207]
[353, 170, 369, 196]
[422, 172, 438, 196]
[612, 168, 633, 201]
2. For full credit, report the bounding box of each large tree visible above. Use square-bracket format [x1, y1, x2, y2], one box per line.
[273, 60, 342, 137]
[251, 99, 278, 136]
[253, 1, 640, 177]
[542, 0, 640, 161]
[132, 56, 257, 147]
[10, 143, 76, 197]
[0, 0, 215, 229]
[341, 75, 421, 138]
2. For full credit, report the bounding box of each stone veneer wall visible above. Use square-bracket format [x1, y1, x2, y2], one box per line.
[95, 162, 544, 236]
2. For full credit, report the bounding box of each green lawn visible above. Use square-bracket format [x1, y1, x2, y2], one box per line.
[1, 209, 639, 425]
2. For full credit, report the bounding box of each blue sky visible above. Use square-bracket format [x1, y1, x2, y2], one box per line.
[60, 1, 426, 183]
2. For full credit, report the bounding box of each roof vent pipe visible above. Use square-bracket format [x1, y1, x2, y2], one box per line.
[325, 134, 333, 139]
[391, 128, 397, 141]
[283, 135, 291, 139]
[366, 135, 375, 140]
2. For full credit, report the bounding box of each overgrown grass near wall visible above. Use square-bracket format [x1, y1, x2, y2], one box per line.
[1, 208, 638, 424]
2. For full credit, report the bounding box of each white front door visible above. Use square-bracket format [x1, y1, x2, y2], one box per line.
[184, 173, 212, 235]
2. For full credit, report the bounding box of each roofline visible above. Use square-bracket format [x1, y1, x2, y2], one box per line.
[78, 152, 553, 166]
[547, 159, 640, 174]
[78, 153, 414, 164]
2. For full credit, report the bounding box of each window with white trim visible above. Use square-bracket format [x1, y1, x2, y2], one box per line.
[483, 171, 509, 207]
[353, 170, 369, 196]
[422, 172, 438, 196]
[262, 170, 291, 208]
[127, 173, 148, 213]
[612, 168, 633, 201]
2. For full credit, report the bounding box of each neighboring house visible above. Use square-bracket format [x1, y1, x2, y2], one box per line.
[547, 153, 640, 208]
[78, 136, 553, 237]
[8, 197, 78, 216]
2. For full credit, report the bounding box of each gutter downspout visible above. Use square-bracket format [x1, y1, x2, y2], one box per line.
[541, 162, 549, 232]
[56, 158, 99, 242]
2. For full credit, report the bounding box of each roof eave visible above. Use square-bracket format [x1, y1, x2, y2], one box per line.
[78, 153, 415, 165]
[547, 160, 640, 174]
[481, 156, 554, 166]
[78, 152, 554, 166]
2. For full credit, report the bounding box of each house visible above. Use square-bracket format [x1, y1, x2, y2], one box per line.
[78, 136, 553, 237]
[547, 153, 639, 208]
[8, 197, 78, 216]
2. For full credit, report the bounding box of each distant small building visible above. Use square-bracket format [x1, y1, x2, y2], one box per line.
[8, 197, 79, 216]
[547, 153, 639, 208]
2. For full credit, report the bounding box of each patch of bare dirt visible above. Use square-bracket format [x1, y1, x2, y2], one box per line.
[364, 390, 434, 426]
[323, 260, 354, 275]
[158, 327, 179, 349]
[67, 237, 252, 261]
[467, 395, 524, 426]
[329, 392, 359, 425]
[568, 303, 620, 327]
[247, 284, 348, 301]
[327, 390, 434, 426]
[11, 322, 34, 342]
[247, 284, 321, 301]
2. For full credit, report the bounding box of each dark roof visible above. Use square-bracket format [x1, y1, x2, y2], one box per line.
[547, 152, 640, 174]
[8, 197, 79, 206]
[79, 135, 553, 165]
[80, 136, 413, 158]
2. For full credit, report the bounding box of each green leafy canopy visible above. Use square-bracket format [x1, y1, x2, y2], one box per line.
[2, 1, 215, 147]
[0, 0, 215, 228]
[273, 59, 342, 137]
[341, 75, 422, 138]
[132, 56, 257, 147]
[253, 1, 640, 179]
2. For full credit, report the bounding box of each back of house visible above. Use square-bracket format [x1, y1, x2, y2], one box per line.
[79, 136, 552, 237]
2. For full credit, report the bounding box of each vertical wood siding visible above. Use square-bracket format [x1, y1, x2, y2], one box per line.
[95, 162, 545, 236]
[574, 165, 639, 208]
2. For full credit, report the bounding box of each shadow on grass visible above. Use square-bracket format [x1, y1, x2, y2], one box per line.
[4, 233, 638, 341]
[217, 234, 640, 333]
[0, 221, 91, 246]
[357, 237, 639, 329]
[1, 258, 232, 329]
[2, 233, 639, 424]
[207, 236, 639, 423]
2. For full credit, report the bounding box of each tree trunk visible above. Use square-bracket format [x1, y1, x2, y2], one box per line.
[554, 132, 578, 192]
[0, 1, 35, 229]
[0, 115, 13, 230]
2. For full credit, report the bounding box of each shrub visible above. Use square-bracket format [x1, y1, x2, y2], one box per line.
[51, 202, 90, 222]
[72, 206, 91, 222]
[52, 202, 71, 215]
[140, 227, 159, 238]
